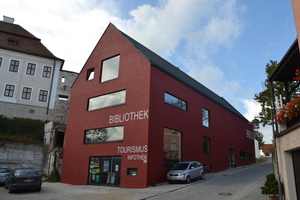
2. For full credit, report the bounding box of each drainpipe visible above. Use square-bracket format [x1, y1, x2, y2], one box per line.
[46, 60, 56, 115]
[270, 81, 283, 200]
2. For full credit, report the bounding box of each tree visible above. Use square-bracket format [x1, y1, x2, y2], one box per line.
[254, 60, 297, 127]
[254, 130, 265, 150]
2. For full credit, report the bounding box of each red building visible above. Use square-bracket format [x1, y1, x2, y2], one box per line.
[61, 23, 255, 188]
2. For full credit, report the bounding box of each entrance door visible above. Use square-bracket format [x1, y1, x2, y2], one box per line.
[88, 156, 121, 187]
[229, 149, 236, 168]
[292, 149, 300, 199]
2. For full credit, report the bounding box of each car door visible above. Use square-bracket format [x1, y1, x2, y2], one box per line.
[189, 162, 197, 179]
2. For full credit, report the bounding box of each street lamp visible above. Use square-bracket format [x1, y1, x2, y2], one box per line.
[250, 118, 260, 130]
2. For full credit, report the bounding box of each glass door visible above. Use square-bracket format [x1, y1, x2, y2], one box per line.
[88, 156, 121, 187]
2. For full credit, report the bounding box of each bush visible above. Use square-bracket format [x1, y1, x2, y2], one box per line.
[261, 173, 279, 196]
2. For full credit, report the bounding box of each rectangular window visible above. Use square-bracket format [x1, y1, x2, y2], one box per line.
[202, 108, 210, 127]
[59, 95, 68, 101]
[101, 55, 120, 82]
[88, 90, 126, 111]
[9, 60, 19, 72]
[87, 68, 94, 81]
[240, 151, 252, 160]
[127, 168, 137, 176]
[38, 90, 48, 102]
[4, 84, 15, 97]
[203, 137, 211, 155]
[164, 92, 187, 111]
[84, 126, 124, 144]
[26, 63, 36, 75]
[21, 87, 32, 100]
[42, 66, 51, 78]
[0, 57, 2, 69]
[163, 128, 181, 165]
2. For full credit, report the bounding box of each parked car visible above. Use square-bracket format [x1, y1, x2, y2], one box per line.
[166, 161, 205, 184]
[0, 166, 10, 184]
[4, 168, 42, 193]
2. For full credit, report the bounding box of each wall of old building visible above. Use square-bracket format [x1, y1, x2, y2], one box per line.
[0, 141, 45, 172]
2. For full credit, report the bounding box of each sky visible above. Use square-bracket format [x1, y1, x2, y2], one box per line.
[0, 0, 297, 144]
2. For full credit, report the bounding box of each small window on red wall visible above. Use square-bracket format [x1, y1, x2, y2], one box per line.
[87, 68, 94, 81]
[101, 55, 120, 82]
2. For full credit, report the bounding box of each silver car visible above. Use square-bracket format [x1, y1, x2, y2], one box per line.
[166, 161, 205, 183]
[0, 167, 10, 184]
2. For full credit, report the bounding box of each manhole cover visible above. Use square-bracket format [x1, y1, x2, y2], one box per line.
[218, 192, 232, 196]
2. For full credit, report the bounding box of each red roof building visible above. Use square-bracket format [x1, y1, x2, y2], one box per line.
[61, 23, 255, 188]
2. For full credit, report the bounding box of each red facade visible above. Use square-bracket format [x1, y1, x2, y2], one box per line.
[61, 23, 255, 188]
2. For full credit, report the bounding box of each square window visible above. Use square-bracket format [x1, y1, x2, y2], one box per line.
[38, 90, 48, 102]
[9, 60, 19, 72]
[29, 109, 35, 114]
[22, 87, 32, 100]
[26, 63, 36, 75]
[101, 55, 120, 82]
[4, 84, 15, 97]
[202, 108, 210, 127]
[42, 66, 52, 78]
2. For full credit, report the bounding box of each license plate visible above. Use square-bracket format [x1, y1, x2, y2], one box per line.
[24, 179, 33, 182]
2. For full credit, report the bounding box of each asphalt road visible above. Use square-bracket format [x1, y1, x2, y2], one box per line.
[0, 161, 272, 200]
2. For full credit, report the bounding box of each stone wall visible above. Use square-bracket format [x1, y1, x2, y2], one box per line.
[0, 141, 45, 172]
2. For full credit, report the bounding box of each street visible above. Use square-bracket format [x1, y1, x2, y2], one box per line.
[0, 161, 272, 200]
[148, 161, 273, 200]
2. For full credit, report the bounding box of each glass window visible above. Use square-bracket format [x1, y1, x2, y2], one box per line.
[85, 126, 124, 144]
[202, 108, 210, 127]
[203, 137, 211, 154]
[0, 57, 2, 69]
[164, 92, 187, 111]
[127, 168, 137, 176]
[88, 90, 126, 111]
[163, 128, 181, 165]
[240, 151, 252, 160]
[38, 90, 48, 102]
[42, 66, 51, 78]
[101, 55, 120, 82]
[9, 60, 19, 72]
[26, 63, 36, 75]
[4, 84, 15, 97]
[22, 87, 32, 100]
[87, 68, 94, 81]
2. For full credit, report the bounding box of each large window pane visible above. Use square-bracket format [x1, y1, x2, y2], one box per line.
[88, 90, 126, 111]
[163, 128, 181, 165]
[85, 126, 124, 144]
[203, 137, 211, 154]
[164, 92, 187, 111]
[101, 55, 120, 82]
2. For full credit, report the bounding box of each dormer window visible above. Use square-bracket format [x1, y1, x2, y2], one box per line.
[8, 39, 17, 46]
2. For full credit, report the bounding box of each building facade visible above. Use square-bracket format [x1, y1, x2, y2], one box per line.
[0, 16, 69, 122]
[61, 23, 255, 188]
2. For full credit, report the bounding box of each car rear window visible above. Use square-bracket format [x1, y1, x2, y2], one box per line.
[0, 168, 9, 173]
[15, 169, 37, 176]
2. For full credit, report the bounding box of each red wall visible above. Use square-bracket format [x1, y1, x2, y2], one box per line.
[61, 23, 255, 188]
[146, 66, 255, 186]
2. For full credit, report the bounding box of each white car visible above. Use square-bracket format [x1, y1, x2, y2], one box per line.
[167, 161, 205, 184]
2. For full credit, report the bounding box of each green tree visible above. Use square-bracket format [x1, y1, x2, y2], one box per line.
[254, 130, 265, 150]
[254, 60, 297, 126]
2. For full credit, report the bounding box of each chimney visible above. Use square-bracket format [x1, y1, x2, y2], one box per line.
[3, 16, 14, 24]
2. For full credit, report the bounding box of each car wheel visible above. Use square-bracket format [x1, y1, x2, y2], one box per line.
[36, 187, 41, 192]
[200, 172, 205, 180]
[186, 176, 191, 184]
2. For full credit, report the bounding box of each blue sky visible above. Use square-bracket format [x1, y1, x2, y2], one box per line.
[0, 0, 297, 143]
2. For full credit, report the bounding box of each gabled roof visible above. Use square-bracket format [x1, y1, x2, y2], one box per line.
[0, 21, 63, 61]
[114, 24, 248, 122]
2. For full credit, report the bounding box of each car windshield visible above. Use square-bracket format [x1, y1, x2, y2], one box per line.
[172, 163, 189, 170]
[15, 169, 37, 176]
[0, 168, 9, 173]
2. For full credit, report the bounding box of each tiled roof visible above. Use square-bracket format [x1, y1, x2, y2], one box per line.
[115, 24, 248, 122]
[262, 144, 273, 153]
[0, 21, 63, 61]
